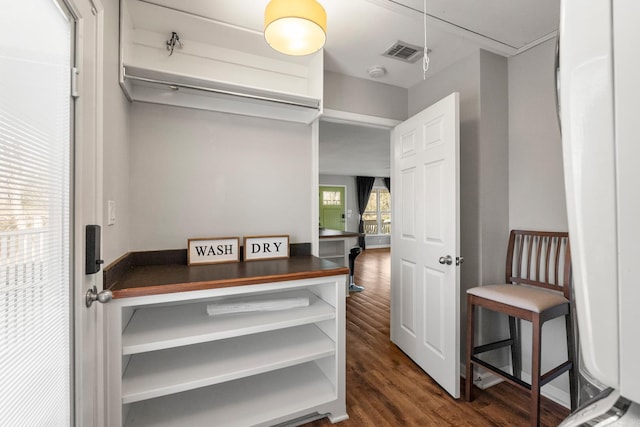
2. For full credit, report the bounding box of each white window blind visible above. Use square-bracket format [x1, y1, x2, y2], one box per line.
[0, 0, 72, 425]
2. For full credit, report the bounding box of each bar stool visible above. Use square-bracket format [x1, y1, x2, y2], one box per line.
[348, 246, 363, 292]
[465, 230, 577, 427]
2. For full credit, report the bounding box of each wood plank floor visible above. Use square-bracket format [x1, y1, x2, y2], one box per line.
[303, 248, 570, 427]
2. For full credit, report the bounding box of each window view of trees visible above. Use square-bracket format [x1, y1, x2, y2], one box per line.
[363, 188, 390, 235]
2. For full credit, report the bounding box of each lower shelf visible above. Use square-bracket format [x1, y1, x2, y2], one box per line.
[124, 362, 337, 427]
[122, 324, 335, 403]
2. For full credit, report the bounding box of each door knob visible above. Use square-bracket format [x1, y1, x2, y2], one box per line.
[438, 255, 453, 265]
[85, 285, 112, 308]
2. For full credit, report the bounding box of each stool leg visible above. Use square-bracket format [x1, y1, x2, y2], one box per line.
[465, 295, 475, 401]
[565, 310, 578, 411]
[509, 316, 521, 379]
[531, 315, 542, 427]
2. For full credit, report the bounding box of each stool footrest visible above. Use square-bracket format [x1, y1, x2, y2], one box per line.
[541, 360, 573, 386]
[471, 356, 530, 390]
[473, 338, 513, 355]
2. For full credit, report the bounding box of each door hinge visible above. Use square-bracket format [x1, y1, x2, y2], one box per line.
[71, 67, 79, 99]
[456, 256, 464, 266]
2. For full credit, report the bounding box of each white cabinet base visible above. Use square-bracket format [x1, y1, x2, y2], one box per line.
[106, 276, 347, 427]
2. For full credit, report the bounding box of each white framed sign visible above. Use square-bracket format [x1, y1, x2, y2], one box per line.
[187, 237, 240, 266]
[244, 235, 290, 261]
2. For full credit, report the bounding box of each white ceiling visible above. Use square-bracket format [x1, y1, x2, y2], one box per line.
[137, 0, 560, 176]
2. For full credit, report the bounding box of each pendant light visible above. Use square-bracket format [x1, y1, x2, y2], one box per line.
[264, 0, 327, 56]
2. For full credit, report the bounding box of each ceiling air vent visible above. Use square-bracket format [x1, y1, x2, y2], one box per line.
[382, 40, 423, 64]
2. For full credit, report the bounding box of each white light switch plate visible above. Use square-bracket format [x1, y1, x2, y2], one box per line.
[107, 200, 116, 226]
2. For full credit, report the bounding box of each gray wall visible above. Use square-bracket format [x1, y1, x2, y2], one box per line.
[129, 103, 313, 251]
[324, 71, 408, 121]
[508, 38, 570, 401]
[102, 0, 131, 265]
[509, 39, 567, 231]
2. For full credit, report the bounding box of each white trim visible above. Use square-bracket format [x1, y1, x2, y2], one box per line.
[321, 108, 401, 129]
[364, 244, 390, 250]
[515, 30, 558, 55]
[311, 120, 320, 257]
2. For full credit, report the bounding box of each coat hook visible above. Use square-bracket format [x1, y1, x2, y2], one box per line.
[166, 32, 182, 56]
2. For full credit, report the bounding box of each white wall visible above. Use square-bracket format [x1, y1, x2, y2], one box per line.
[324, 71, 408, 121]
[102, 0, 130, 265]
[508, 38, 571, 404]
[129, 103, 313, 251]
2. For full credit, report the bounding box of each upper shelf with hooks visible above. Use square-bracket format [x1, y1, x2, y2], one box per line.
[119, 0, 324, 123]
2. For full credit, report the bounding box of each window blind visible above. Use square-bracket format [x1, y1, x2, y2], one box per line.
[0, 0, 72, 424]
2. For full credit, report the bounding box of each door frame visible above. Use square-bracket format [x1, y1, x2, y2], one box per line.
[313, 110, 400, 255]
[65, 0, 105, 424]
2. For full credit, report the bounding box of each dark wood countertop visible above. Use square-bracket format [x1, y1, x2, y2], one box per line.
[319, 229, 361, 239]
[105, 252, 348, 299]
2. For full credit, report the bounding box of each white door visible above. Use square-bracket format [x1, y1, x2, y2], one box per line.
[390, 92, 460, 398]
[0, 0, 103, 425]
[70, 0, 105, 425]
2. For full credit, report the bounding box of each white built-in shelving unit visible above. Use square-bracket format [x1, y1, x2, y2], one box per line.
[119, 0, 324, 123]
[105, 276, 347, 427]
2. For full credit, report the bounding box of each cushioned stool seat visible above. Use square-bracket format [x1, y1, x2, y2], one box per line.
[467, 284, 569, 313]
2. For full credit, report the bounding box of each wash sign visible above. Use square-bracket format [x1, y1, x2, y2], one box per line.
[187, 237, 240, 265]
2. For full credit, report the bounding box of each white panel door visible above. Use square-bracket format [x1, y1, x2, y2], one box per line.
[391, 92, 460, 398]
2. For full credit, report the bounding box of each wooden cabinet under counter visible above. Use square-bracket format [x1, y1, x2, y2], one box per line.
[103, 252, 348, 427]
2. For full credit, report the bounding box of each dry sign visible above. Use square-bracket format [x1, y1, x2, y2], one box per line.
[187, 237, 240, 265]
[244, 235, 289, 261]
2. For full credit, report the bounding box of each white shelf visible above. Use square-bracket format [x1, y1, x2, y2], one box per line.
[122, 324, 335, 403]
[122, 290, 335, 355]
[124, 362, 336, 427]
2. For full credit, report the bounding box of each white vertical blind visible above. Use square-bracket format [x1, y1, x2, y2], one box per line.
[0, 0, 72, 425]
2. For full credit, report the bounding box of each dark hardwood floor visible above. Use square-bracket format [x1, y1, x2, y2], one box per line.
[303, 248, 570, 427]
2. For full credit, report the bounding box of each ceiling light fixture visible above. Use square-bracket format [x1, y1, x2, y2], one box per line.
[264, 0, 327, 56]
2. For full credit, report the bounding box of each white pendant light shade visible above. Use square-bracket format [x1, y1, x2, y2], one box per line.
[264, 0, 327, 56]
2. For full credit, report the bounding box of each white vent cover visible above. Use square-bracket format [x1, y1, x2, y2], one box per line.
[382, 40, 423, 63]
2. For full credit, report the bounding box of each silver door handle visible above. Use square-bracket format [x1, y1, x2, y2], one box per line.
[438, 255, 453, 265]
[85, 285, 112, 307]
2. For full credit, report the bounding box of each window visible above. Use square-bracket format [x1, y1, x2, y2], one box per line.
[322, 191, 341, 206]
[363, 188, 391, 235]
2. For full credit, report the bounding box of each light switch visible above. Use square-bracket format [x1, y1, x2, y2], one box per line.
[107, 200, 116, 226]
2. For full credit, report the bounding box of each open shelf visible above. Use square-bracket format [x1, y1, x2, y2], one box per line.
[122, 324, 335, 403]
[122, 289, 335, 354]
[124, 362, 337, 427]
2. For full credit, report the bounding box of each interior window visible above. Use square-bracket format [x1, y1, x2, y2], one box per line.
[363, 188, 391, 235]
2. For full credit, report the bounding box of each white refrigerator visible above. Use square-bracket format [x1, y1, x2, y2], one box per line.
[559, 0, 640, 424]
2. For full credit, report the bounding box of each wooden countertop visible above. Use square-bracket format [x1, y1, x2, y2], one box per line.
[319, 229, 361, 239]
[106, 252, 349, 299]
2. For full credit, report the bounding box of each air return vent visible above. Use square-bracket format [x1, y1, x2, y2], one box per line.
[382, 40, 423, 63]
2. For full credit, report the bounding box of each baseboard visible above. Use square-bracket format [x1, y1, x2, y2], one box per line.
[365, 244, 390, 249]
[460, 363, 571, 409]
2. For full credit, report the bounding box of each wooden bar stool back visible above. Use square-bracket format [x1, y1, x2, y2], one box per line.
[464, 230, 577, 427]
